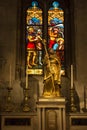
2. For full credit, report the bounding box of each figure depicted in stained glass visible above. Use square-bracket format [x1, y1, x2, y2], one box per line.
[55, 38, 64, 65]
[27, 26, 43, 68]
[27, 27, 37, 68]
[48, 27, 59, 49]
[42, 40, 61, 97]
[57, 38, 64, 50]
[36, 29, 43, 66]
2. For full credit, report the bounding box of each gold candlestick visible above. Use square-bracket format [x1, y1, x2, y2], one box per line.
[70, 88, 77, 112]
[5, 87, 13, 112]
[84, 86, 86, 109]
[5, 65, 13, 112]
[70, 65, 77, 112]
[22, 66, 30, 112]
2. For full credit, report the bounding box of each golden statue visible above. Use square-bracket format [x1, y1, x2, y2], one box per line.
[42, 40, 61, 97]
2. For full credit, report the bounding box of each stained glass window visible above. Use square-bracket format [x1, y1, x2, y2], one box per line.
[26, 1, 43, 75]
[48, 1, 65, 75]
[26, 1, 65, 75]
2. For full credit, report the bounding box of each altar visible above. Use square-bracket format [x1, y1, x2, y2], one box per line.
[37, 97, 66, 130]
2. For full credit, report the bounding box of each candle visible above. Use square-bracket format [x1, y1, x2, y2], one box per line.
[26, 71, 28, 89]
[10, 65, 12, 87]
[71, 64, 73, 88]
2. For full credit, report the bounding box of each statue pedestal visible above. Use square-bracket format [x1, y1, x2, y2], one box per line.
[37, 97, 66, 130]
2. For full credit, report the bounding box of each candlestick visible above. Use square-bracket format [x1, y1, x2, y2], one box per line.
[71, 64, 73, 88]
[22, 67, 30, 111]
[84, 86, 86, 109]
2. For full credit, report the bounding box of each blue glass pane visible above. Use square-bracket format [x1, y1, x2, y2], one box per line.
[32, 1, 38, 7]
[52, 1, 59, 8]
[27, 17, 41, 25]
[27, 1, 42, 25]
[50, 18, 63, 25]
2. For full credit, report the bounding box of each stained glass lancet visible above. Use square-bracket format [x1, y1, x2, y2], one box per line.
[26, 1, 43, 75]
[48, 1, 65, 75]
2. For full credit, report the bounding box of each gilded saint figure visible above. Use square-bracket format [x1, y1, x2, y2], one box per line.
[42, 40, 61, 97]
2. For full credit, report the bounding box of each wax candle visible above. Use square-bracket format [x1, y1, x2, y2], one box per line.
[26, 71, 28, 89]
[71, 65, 73, 88]
[10, 65, 12, 87]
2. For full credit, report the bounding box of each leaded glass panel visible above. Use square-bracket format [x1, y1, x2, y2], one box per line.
[26, 1, 43, 75]
[48, 1, 65, 75]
